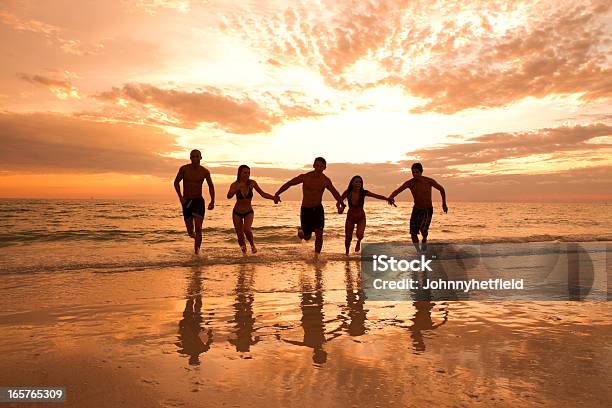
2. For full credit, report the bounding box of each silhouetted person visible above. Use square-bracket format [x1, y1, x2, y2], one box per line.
[173, 149, 215, 254]
[339, 175, 395, 255]
[274, 157, 343, 255]
[227, 165, 276, 254]
[389, 162, 447, 252]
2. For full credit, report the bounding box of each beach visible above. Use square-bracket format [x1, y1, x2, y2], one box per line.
[1, 199, 611, 407]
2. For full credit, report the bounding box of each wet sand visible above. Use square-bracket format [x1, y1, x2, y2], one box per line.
[1, 259, 611, 407]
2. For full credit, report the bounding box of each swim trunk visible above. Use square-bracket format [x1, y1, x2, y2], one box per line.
[182, 197, 205, 220]
[300, 204, 325, 238]
[346, 208, 366, 225]
[410, 207, 433, 235]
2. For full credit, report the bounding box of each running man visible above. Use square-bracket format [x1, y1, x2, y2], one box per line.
[274, 157, 344, 254]
[174, 149, 215, 254]
[388, 162, 447, 252]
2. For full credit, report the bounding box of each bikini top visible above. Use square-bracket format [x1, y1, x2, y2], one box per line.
[348, 190, 368, 209]
[236, 183, 254, 200]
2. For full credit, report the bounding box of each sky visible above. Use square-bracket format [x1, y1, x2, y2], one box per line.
[0, 0, 610, 201]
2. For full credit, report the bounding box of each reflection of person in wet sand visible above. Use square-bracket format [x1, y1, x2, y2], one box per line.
[283, 266, 341, 364]
[173, 149, 215, 254]
[342, 260, 367, 336]
[227, 165, 276, 254]
[176, 265, 213, 365]
[228, 264, 260, 352]
[407, 275, 448, 352]
[339, 175, 396, 255]
[408, 301, 448, 353]
[388, 162, 447, 252]
[274, 157, 344, 255]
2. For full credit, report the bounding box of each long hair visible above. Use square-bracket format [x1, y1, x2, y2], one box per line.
[344, 175, 366, 206]
[236, 164, 250, 181]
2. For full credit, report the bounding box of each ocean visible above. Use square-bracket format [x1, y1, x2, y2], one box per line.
[1, 199, 610, 275]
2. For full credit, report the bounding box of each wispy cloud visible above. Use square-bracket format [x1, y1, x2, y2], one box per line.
[406, 124, 612, 174]
[17, 73, 80, 100]
[0, 10, 59, 35]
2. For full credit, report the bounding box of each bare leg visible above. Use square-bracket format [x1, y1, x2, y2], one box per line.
[421, 231, 428, 252]
[355, 218, 366, 253]
[411, 233, 420, 253]
[194, 216, 204, 254]
[344, 217, 354, 256]
[184, 218, 195, 238]
[297, 227, 307, 240]
[314, 228, 323, 254]
[232, 214, 247, 254]
[243, 213, 256, 253]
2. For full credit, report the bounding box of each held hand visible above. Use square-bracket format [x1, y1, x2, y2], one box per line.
[442, 203, 448, 213]
[208, 202, 215, 210]
[336, 201, 346, 214]
[387, 197, 397, 207]
[273, 195, 281, 204]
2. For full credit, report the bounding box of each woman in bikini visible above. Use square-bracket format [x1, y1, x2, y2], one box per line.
[340, 175, 395, 256]
[227, 165, 276, 254]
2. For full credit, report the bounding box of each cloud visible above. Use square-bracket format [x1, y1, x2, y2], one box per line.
[223, 0, 612, 113]
[406, 124, 612, 171]
[96, 83, 279, 133]
[0, 112, 182, 176]
[17, 73, 80, 100]
[130, 0, 210, 14]
[0, 10, 59, 35]
[95, 83, 329, 133]
[1, 112, 610, 201]
[221, 160, 612, 202]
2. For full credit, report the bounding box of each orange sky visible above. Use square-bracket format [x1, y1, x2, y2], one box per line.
[0, 0, 610, 201]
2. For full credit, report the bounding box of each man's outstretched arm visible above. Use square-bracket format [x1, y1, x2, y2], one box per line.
[275, 175, 304, 197]
[173, 166, 185, 203]
[389, 180, 411, 200]
[430, 178, 448, 213]
[205, 171, 215, 210]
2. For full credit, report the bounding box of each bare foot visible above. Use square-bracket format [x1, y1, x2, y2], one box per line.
[240, 245, 247, 254]
[251, 245, 257, 254]
[297, 227, 305, 240]
[188, 232, 195, 239]
[355, 240, 361, 253]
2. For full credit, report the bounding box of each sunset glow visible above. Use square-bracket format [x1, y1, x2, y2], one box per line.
[1, 0, 610, 201]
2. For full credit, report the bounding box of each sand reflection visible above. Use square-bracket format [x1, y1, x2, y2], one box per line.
[176, 264, 213, 365]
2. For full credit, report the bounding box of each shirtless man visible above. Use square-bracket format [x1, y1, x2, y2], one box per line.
[173, 149, 215, 254]
[274, 157, 344, 254]
[388, 162, 447, 252]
